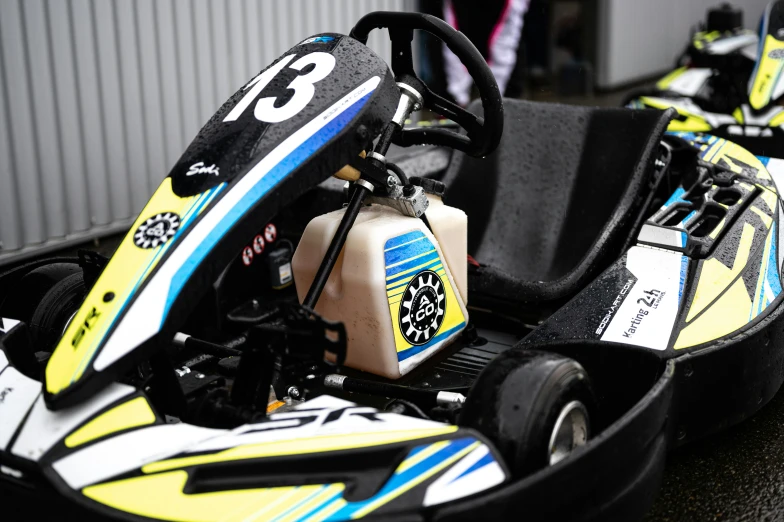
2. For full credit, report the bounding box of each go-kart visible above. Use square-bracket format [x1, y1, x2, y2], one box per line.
[627, 1, 784, 157]
[2, 10, 784, 522]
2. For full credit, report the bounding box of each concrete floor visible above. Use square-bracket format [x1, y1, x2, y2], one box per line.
[646, 388, 784, 521]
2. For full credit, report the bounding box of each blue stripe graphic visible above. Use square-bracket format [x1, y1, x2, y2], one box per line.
[386, 262, 444, 291]
[398, 322, 466, 362]
[71, 184, 225, 383]
[325, 438, 475, 521]
[385, 238, 436, 265]
[385, 251, 440, 279]
[678, 255, 688, 301]
[385, 230, 425, 250]
[448, 450, 495, 484]
[662, 187, 686, 209]
[162, 91, 375, 321]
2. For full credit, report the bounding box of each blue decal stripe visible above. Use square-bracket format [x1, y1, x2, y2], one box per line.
[325, 438, 476, 521]
[297, 490, 346, 521]
[162, 91, 374, 321]
[71, 184, 224, 382]
[448, 449, 496, 484]
[680, 210, 697, 227]
[385, 230, 425, 250]
[385, 258, 442, 286]
[386, 262, 444, 293]
[385, 251, 440, 279]
[398, 322, 466, 362]
[678, 255, 688, 301]
[269, 486, 327, 522]
[662, 187, 687, 208]
[767, 222, 782, 300]
[384, 238, 436, 266]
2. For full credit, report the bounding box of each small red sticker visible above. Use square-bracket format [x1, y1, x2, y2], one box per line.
[264, 223, 277, 243]
[253, 234, 265, 254]
[242, 246, 254, 266]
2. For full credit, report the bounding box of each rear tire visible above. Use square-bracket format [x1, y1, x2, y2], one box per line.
[1, 263, 82, 323]
[459, 349, 595, 477]
[29, 272, 86, 352]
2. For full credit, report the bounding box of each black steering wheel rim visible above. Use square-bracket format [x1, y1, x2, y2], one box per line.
[350, 11, 504, 158]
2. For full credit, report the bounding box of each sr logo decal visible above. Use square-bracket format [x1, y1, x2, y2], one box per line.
[399, 270, 446, 345]
[133, 212, 180, 249]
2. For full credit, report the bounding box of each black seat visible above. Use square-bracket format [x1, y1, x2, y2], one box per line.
[442, 99, 673, 320]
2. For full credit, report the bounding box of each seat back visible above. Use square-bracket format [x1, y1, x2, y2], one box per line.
[442, 99, 672, 306]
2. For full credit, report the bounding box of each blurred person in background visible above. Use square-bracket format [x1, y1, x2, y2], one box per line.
[442, 0, 529, 106]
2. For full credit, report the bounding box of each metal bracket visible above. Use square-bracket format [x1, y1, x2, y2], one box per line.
[367, 184, 429, 218]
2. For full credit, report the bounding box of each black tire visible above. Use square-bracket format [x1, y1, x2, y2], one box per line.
[459, 349, 595, 477]
[28, 272, 86, 353]
[1, 263, 82, 323]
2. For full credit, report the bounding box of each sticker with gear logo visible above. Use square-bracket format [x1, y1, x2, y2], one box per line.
[399, 270, 446, 345]
[133, 212, 180, 249]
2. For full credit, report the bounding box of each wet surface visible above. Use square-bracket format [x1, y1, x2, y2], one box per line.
[646, 386, 784, 521]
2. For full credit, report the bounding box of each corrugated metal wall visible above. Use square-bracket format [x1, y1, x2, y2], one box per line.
[0, 0, 414, 265]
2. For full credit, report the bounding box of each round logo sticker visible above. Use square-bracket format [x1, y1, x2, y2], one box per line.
[253, 234, 265, 255]
[242, 246, 254, 266]
[133, 212, 180, 249]
[399, 270, 446, 346]
[264, 223, 277, 243]
[769, 48, 784, 60]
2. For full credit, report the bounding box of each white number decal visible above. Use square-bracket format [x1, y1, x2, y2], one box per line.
[223, 52, 336, 124]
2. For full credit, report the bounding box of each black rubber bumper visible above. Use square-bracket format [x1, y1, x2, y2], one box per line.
[429, 360, 675, 522]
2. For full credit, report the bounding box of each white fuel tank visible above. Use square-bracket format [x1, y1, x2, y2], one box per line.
[292, 199, 468, 379]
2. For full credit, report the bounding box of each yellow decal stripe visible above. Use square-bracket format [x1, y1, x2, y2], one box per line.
[65, 396, 156, 448]
[675, 278, 753, 349]
[639, 97, 712, 132]
[685, 222, 755, 322]
[656, 67, 687, 91]
[277, 484, 345, 522]
[752, 224, 775, 317]
[395, 440, 450, 473]
[83, 470, 329, 522]
[750, 34, 784, 110]
[770, 110, 784, 127]
[351, 441, 480, 518]
[751, 205, 774, 228]
[305, 498, 348, 522]
[142, 427, 458, 474]
[46, 179, 225, 396]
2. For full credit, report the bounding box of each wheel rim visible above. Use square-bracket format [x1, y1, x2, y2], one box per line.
[547, 400, 589, 466]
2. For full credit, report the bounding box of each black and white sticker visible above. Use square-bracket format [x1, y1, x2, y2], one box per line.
[133, 213, 180, 249]
[600, 246, 687, 350]
[400, 270, 446, 345]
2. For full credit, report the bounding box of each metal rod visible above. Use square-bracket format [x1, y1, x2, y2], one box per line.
[303, 182, 373, 308]
[323, 374, 465, 407]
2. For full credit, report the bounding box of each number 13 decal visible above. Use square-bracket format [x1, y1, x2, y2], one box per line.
[224, 52, 336, 124]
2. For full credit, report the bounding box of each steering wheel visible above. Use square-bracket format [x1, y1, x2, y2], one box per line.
[350, 11, 504, 158]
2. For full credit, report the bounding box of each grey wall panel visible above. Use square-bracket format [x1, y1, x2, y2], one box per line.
[0, 0, 414, 265]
